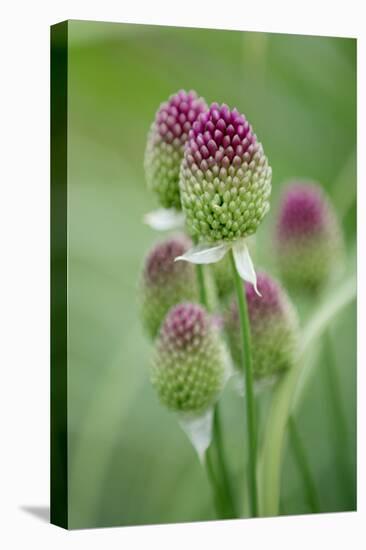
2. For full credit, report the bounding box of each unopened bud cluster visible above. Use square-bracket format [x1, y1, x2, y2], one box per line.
[140, 236, 199, 338]
[180, 103, 272, 242]
[275, 182, 343, 291]
[151, 303, 226, 413]
[226, 272, 298, 379]
[144, 90, 207, 209]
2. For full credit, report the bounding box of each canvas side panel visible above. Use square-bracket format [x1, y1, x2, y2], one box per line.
[50, 20, 68, 529]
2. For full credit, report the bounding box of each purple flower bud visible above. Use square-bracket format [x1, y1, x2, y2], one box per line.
[275, 182, 343, 290]
[145, 90, 207, 209]
[180, 103, 272, 242]
[151, 303, 226, 412]
[140, 235, 199, 338]
[226, 272, 298, 379]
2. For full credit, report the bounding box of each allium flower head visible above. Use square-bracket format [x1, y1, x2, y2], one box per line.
[180, 102, 272, 243]
[140, 235, 199, 338]
[151, 303, 226, 413]
[275, 182, 343, 291]
[144, 90, 207, 210]
[226, 272, 298, 379]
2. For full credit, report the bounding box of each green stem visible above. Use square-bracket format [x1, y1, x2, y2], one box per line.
[229, 250, 258, 517]
[213, 405, 236, 517]
[288, 416, 321, 513]
[195, 263, 208, 306]
[195, 263, 236, 518]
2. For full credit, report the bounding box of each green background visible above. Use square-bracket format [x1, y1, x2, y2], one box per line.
[66, 20, 356, 528]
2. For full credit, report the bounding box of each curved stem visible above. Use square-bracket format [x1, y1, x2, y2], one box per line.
[229, 249, 258, 517]
[288, 416, 321, 513]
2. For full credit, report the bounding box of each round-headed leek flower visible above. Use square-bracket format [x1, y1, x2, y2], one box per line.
[176, 103, 272, 293]
[144, 90, 208, 212]
[226, 272, 298, 380]
[140, 235, 200, 339]
[151, 303, 226, 413]
[275, 181, 343, 291]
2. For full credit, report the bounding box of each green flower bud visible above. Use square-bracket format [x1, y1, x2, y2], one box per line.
[180, 103, 272, 242]
[275, 182, 344, 291]
[226, 272, 298, 379]
[144, 90, 207, 209]
[151, 303, 226, 413]
[140, 235, 199, 339]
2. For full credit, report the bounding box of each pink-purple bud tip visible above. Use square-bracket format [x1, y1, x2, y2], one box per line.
[229, 272, 283, 325]
[155, 90, 207, 147]
[160, 303, 207, 351]
[246, 272, 283, 319]
[277, 182, 329, 240]
[144, 235, 192, 286]
[275, 181, 343, 290]
[185, 103, 257, 173]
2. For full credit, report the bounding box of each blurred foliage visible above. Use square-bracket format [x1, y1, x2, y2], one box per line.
[64, 20, 356, 528]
